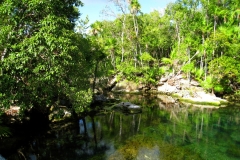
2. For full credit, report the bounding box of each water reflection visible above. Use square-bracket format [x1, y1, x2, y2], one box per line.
[0, 94, 240, 159]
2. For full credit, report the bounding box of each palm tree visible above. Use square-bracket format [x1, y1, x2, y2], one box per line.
[128, 0, 141, 36]
[128, 0, 141, 67]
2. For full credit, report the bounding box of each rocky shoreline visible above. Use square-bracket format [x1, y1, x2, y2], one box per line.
[100, 73, 228, 107]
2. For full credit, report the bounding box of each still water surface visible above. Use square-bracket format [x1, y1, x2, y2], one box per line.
[1, 94, 240, 159]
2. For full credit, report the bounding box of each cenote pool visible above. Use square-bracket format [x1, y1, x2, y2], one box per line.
[0, 94, 240, 160]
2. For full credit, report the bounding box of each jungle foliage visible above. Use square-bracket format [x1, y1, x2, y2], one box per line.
[0, 0, 94, 115]
[0, 0, 240, 117]
[89, 0, 240, 94]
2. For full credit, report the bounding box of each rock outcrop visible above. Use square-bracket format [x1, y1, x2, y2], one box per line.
[109, 73, 228, 106]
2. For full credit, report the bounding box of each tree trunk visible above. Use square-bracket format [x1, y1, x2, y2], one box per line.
[187, 47, 191, 85]
[92, 61, 99, 93]
[121, 16, 126, 62]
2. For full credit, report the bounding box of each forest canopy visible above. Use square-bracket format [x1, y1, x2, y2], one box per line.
[0, 0, 240, 115]
[0, 0, 93, 115]
[88, 0, 240, 95]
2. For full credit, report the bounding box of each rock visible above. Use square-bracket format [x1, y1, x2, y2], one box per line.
[142, 86, 151, 92]
[115, 102, 141, 109]
[157, 81, 164, 86]
[179, 90, 228, 106]
[113, 102, 142, 114]
[5, 106, 20, 116]
[128, 104, 141, 109]
[181, 90, 191, 98]
[157, 83, 178, 93]
[196, 91, 215, 99]
[169, 72, 174, 78]
[180, 79, 190, 89]
[157, 95, 176, 104]
[158, 102, 166, 109]
[115, 102, 132, 107]
[138, 83, 144, 90]
[167, 78, 175, 86]
[93, 94, 107, 102]
[107, 75, 117, 90]
[160, 77, 168, 82]
[176, 84, 181, 90]
[190, 80, 200, 86]
[93, 88, 100, 94]
[175, 74, 183, 80]
[151, 86, 157, 91]
[90, 94, 108, 107]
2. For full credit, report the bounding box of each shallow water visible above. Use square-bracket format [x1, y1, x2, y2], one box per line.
[1, 94, 240, 160]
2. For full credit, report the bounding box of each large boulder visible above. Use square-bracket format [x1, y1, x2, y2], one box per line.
[167, 78, 175, 86]
[157, 83, 178, 93]
[157, 95, 176, 104]
[93, 94, 107, 102]
[179, 79, 190, 89]
[160, 77, 168, 82]
[190, 80, 200, 87]
[113, 102, 142, 114]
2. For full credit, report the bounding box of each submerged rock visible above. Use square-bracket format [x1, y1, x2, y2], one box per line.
[113, 102, 142, 114]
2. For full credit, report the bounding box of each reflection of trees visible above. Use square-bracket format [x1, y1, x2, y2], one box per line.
[79, 118, 87, 135]
[155, 100, 240, 159]
[137, 114, 141, 132]
[83, 96, 240, 159]
[119, 114, 122, 136]
[3, 93, 240, 159]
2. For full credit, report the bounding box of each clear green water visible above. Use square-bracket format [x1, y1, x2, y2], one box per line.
[1, 94, 240, 160]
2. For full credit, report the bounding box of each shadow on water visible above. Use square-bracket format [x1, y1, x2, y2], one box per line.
[0, 93, 240, 159]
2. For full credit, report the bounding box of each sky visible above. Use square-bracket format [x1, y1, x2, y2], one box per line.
[79, 0, 176, 25]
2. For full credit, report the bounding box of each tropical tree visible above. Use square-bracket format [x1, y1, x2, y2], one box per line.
[87, 0, 240, 94]
[0, 0, 92, 115]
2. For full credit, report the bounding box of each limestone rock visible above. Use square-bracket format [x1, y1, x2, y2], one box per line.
[157, 81, 164, 86]
[157, 95, 176, 104]
[175, 74, 183, 80]
[167, 78, 175, 86]
[190, 80, 200, 86]
[180, 79, 190, 89]
[157, 83, 178, 93]
[160, 77, 168, 82]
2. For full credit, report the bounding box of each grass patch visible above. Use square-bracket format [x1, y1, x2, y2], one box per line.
[179, 98, 221, 106]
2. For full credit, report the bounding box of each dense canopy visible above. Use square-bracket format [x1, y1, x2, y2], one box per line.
[0, 0, 240, 116]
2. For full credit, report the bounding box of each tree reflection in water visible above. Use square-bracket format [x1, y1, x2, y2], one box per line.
[0, 94, 240, 159]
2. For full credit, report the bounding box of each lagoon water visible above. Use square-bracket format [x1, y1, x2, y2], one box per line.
[1, 94, 240, 159]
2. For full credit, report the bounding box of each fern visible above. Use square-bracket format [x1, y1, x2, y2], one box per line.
[161, 57, 173, 65]
[200, 76, 214, 90]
